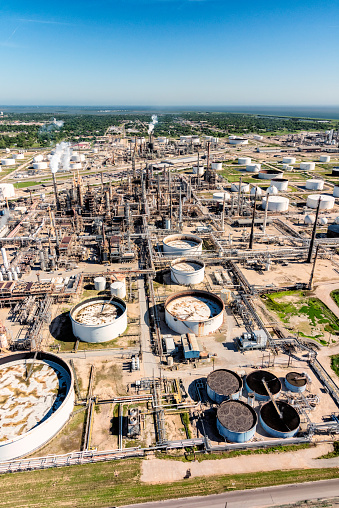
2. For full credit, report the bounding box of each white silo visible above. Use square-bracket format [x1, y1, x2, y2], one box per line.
[319, 155, 331, 163]
[253, 135, 264, 141]
[94, 277, 106, 291]
[282, 157, 296, 164]
[261, 196, 289, 212]
[300, 162, 315, 171]
[246, 164, 261, 173]
[238, 157, 251, 165]
[307, 194, 335, 210]
[306, 179, 324, 191]
[110, 281, 126, 299]
[70, 162, 82, 170]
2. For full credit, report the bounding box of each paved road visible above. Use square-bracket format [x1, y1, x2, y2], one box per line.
[122, 478, 339, 508]
[138, 275, 159, 378]
[59, 348, 139, 359]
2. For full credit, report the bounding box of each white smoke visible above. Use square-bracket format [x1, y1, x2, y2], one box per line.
[148, 115, 158, 135]
[50, 142, 71, 174]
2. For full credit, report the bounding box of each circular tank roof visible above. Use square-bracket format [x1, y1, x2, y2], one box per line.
[260, 169, 283, 175]
[217, 400, 257, 433]
[70, 296, 126, 327]
[246, 370, 281, 396]
[207, 369, 242, 397]
[171, 258, 204, 272]
[164, 290, 224, 322]
[260, 400, 300, 433]
[163, 234, 202, 249]
[286, 372, 307, 388]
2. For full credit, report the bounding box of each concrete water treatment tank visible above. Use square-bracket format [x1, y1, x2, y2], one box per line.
[271, 178, 288, 191]
[163, 234, 203, 256]
[238, 157, 251, 165]
[70, 296, 127, 343]
[258, 169, 284, 180]
[170, 258, 205, 285]
[307, 194, 335, 210]
[0, 351, 74, 461]
[94, 276, 106, 291]
[283, 157, 296, 164]
[285, 372, 307, 393]
[300, 162, 315, 171]
[164, 290, 224, 336]
[260, 400, 300, 438]
[261, 196, 289, 212]
[207, 369, 242, 403]
[216, 400, 257, 443]
[245, 370, 281, 401]
[306, 179, 324, 191]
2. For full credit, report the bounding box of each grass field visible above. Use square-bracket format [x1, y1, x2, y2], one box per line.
[1, 459, 339, 507]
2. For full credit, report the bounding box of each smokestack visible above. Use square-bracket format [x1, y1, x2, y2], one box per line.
[263, 191, 270, 234]
[237, 177, 242, 216]
[206, 142, 211, 183]
[179, 187, 183, 230]
[52, 173, 61, 211]
[249, 187, 258, 249]
[307, 197, 321, 263]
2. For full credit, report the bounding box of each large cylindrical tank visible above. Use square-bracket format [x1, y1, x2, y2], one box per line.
[217, 400, 257, 443]
[260, 400, 300, 438]
[1, 159, 15, 166]
[285, 372, 307, 393]
[300, 162, 315, 171]
[192, 166, 205, 176]
[238, 157, 251, 165]
[213, 192, 230, 203]
[211, 162, 222, 171]
[13, 153, 24, 160]
[271, 178, 288, 191]
[33, 162, 48, 170]
[282, 157, 296, 164]
[327, 224, 339, 238]
[307, 194, 335, 210]
[170, 258, 205, 285]
[164, 290, 224, 336]
[246, 164, 261, 173]
[261, 196, 289, 212]
[94, 276, 106, 291]
[207, 369, 242, 403]
[333, 186, 339, 198]
[231, 182, 250, 193]
[229, 137, 248, 145]
[163, 234, 203, 256]
[70, 162, 82, 170]
[245, 370, 281, 401]
[319, 155, 331, 163]
[0, 352, 74, 461]
[306, 179, 324, 191]
[70, 296, 127, 343]
[332, 167, 339, 177]
[253, 135, 263, 141]
[110, 281, 126, 299]
[33, 155, 43, 163]
[258, 169, 283, 180]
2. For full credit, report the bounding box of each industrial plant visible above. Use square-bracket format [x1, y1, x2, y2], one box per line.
[0, 117, 339, 474]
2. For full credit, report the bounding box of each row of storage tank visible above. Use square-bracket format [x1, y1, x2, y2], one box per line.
[206, 369, 305, 442]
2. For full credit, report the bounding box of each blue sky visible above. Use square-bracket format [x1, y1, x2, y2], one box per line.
[0, 0, 338, 105]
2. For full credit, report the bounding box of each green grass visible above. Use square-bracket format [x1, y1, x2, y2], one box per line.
[331, 290, 339, 309]
[331, 355, 339, 378]
[0, 459, 339, 507]
[321, 441, 339, 459]
[13, 180, 40, 188]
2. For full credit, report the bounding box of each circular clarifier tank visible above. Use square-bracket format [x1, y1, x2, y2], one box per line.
[164, 290, 224, 336]
[163, 234, 203, 256]
[170, 257, 205, 285]
[285, 372, 307, 393]
[245, 370, 281, 401]
[0, 352, 74, 462]
[217, 400, 257, 443]
[70, 296, 127, 343]
[260, 400, 300, 438]
[207, 369, 243, 403]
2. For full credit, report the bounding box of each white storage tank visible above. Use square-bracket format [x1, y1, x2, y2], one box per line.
[307, 194, 335, 210]
[319, 155, 331, 163]
[238, 157, 251, 165]
[319, 217, 328, 225]
[253, 135, 264, 141]
[110, 281, 126, 299]
[70, 296, 127, 343]
[231, 182, 250, 193]
[258, 169, 283, 180]
[0, 183, 15, 199]
[271, 178, 288, 191]
[283, 164, 293, 171]
[304, 214, 315, 225]
[267, 185, 278, 195]
[300, 162, 315, 171]
[33, 162, 48, 170]
[261, 196, 289, 212]
[246, 164, 261, 173]
[33, 155, 44, 163]
[282, 157, 296, 164]
[229, 137, 248, 145]
[333, 186, 339, 198]
[211, 162, 223, 171]
[163, 234, 203, 256]
[70, 162, 82, 170]
[13, 153, 24, 160]
[1, 159, 15, 166]
[306, 179, 324, 191]
[170, 258, 205, 285]
[164, 290, 224, 336]
[250, 186, 262, 197]
[192, 166, 205, 176]
[94, 276, 106, 291]
[213, 192, 230, 203]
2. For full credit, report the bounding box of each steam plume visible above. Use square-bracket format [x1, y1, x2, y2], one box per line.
[148, 115, 158, 135]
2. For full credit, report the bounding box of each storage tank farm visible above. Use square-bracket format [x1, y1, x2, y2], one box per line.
[206, 369, 243, 403]
[170, 258, 205, 285]
[164, 290, 224, 336]
[0, 352, 74, 461]
[70, 296, 127, 343]
[163, 234, 203, 256]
